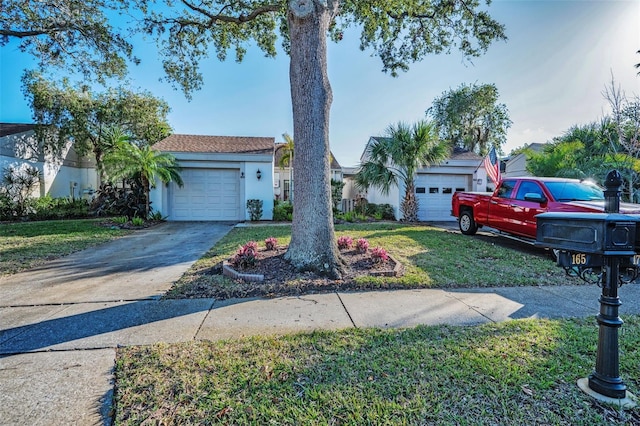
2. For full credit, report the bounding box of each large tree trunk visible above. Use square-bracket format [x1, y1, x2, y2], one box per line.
[285, 0, 342, 278]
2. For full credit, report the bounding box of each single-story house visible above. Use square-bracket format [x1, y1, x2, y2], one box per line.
[151, 134, 275, 221]
[356, 136, 487, 221]
[0, 123, 98, 199]
[273, 142, 343, 203]
[1, 124, 276, 221]
[3, 123, 359, 222]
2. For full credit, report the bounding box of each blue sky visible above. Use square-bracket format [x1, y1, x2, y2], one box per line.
[1, 0, 638, 167]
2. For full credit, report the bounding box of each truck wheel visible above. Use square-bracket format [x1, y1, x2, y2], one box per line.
[459, 211, 478, 235]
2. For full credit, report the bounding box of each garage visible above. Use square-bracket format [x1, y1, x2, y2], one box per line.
[169, 168, 241, 220]
[415, 174, 470, 221]
[151, 134, 275, 221]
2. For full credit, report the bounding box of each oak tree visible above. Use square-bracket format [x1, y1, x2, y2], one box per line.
[1, 0, 134, 81]
[427, 82, 511, 155]
[135, 0, 507, 277]
[23, 72, 172, 180]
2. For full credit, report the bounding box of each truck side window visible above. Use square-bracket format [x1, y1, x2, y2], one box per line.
[496, 180, 516, 198]
[515, 182, 543, 201]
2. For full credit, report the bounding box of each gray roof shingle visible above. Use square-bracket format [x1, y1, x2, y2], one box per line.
[154, 134, 274, 155]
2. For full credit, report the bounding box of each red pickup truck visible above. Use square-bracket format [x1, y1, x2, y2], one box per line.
[451, 177, 640, 240]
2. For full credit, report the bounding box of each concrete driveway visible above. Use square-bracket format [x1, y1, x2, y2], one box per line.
[0, 221, 234, 425]
[0, 221, 234, 306]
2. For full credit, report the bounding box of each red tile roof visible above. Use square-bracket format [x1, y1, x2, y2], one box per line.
[154, 134, 274, 155]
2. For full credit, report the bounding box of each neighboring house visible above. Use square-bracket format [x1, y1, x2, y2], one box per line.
[5, 124, 363, 222]
[0, 123, 98, 199]
[357, 136, 486, 221]
[502, 142, 546, 178]
[273, 143, 343, 203]
[151, 134, 275, 221]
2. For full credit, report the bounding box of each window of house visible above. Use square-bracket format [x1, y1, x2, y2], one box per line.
[283, 180, 290, 201]
[443, 187, 452, 194]
[456, 187, 465, 192]
[429, 187, 439, 194]
[416, 187, 426, 194]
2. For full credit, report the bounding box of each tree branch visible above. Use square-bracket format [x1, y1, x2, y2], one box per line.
[179, 0, 280, 24]
[0, 25, 77, 38]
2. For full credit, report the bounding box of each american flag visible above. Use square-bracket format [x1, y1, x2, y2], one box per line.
[483, 147, 501, 185]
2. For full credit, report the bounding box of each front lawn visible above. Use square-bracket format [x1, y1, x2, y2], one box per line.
[0, 219, 130, 275]
[114, 316, 640, 425]
[165, 223, 581, 299]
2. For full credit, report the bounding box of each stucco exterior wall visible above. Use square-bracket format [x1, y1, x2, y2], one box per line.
[149, 152, 274, 221]
[1, 130, 97, 199]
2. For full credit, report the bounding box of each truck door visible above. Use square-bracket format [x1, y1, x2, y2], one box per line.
[487, 179, 518, 233]
[510, 180, 548, 238]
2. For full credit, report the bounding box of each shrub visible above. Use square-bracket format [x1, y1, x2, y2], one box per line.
[0, 165, 41, 220]
[31, 196, 90, 220]
[337, 235, 353, 250]
[376, 204, 396, 220]
[231, 241, 258, 269]
[246, 199, 263, 221]
[356, 238, 369, 253]
[363, 202, 378, 216]
[148, 211, 166, 221]
[265, 237, 277, 250]
[91, 180, 147, 219]
[273, 201, 293, 221]
[331, 179, 345, 211]
[131, 217, 145, 226]
[113, 216, 128, 224]
[340, 211, 368, 223]
[371, 246, 390, 263]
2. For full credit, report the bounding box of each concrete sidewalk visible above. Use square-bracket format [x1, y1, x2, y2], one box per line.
[3, 285, 640, 425]
[2, 221, 640, 425]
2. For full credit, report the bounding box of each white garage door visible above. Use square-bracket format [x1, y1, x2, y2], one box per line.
[170, 168, 241, 220]
[415, 174, 470, 221]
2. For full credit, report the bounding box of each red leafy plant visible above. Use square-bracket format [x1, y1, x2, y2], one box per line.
[265, 237, 278, 251]
[370, 246, 389, 263]
[337, 235, 353, 250]
[232, 241, 258, 269]
[356, 238, 369, 253]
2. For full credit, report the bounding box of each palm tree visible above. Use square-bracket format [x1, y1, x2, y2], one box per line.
[279, 132, 295, 201]
[355, 120, 450, 222]
[103, 128, 183, 218]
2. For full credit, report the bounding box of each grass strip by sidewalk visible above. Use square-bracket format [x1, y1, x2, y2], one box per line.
[166, 222, 581, 299]
[114, 317, 640, 425]
[0, 219, 129, 275]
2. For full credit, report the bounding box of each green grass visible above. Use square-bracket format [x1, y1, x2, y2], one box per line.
[114, 316, 640, 425]
[0, 219, 129, 275]
[166, 223, 581, 299]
